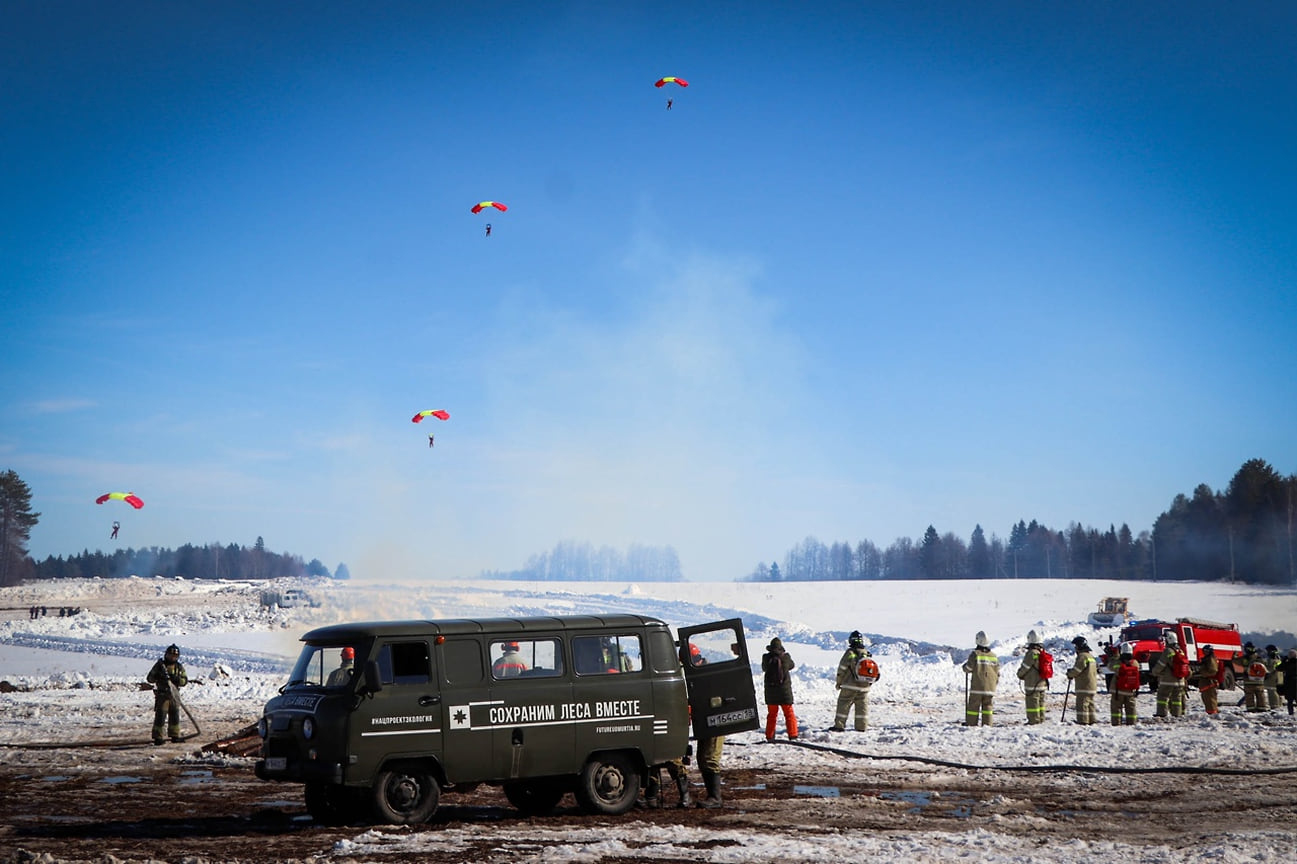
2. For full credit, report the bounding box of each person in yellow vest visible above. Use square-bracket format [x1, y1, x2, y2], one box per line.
[1065, 636, 1099, 724]
[1194, 644, 1221, 716]
[1150, 632, 1187, 718]
[1016, 631, 1049, 725]
[962, 631, 1000, 726]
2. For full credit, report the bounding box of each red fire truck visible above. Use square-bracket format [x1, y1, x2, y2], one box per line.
[1113, 618, 1244, 692]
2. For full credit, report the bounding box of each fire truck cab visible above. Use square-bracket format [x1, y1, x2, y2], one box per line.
[1116, 617, 1244, 692]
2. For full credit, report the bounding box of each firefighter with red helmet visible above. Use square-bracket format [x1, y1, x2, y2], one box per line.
[1065, 636, 1099, 724]
[492, 641, 529, 678]
[326, 647, 355, 687]
[1110, 651, 1141, 725]
[1016, 630, 1049, 725]
[1150, 631, 1187, 718]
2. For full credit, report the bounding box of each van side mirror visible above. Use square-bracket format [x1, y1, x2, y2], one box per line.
[362, 660, 382, 694]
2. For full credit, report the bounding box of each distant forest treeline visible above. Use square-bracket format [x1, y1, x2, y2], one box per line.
[30, 536, 350, 582]
[743, 458, 1296, 586]
[482, 540, 684, 582]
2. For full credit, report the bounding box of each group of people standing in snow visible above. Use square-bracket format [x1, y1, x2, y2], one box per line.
[759, 628, 1296, 741]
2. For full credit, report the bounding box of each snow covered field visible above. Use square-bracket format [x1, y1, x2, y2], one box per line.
[1, 575, 1295, 863]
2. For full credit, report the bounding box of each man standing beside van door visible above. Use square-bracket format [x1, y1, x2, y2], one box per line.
[493, 641, 528, 677]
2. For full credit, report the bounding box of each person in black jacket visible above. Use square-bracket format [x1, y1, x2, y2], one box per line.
[1280, 648, 1297, 716]
[761, 637, 797, 742]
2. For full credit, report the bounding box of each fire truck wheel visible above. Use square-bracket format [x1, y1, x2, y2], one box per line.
[372, 764, 440, 824]
[504, 779, 565, 815]
[575, 752, 640, 815]
[304, 783, 363, 825]
[1222, 669, 1236, 690]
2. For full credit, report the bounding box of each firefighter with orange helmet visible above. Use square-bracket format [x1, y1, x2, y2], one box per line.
[492, 641, 529, 678]
[1150, 631, 1187, 718]
[326, 647, 355, 687]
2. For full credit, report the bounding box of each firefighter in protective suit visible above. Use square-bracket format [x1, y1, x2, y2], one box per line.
[962, 631, 1000, 726]
[1238, 642, 1267, 712]
[1017, 631, 1049, 725]
[1065, 636, 1099, 724]
[1195, 644, 1220, 715]
[1264, 645, 1282, 710]
[1110, 651, 1141, 726]
[1150, 632, 1187, 718]
[830, 631, 876, 731]
[146, 644, 188, 744]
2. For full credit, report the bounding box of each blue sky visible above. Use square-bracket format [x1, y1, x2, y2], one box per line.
[4, 2, 1295, 581]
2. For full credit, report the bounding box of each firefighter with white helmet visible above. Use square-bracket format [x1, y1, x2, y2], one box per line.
[1016, 630, 1049, 725]
[1150, 631, 1187, 718]
[1065, 636, 1099, 724]
[961, 631, 999, 726]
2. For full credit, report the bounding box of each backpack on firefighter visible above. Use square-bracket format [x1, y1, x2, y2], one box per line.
[1037, 649, 1054, 681]
[1171, 650, 1191, 679]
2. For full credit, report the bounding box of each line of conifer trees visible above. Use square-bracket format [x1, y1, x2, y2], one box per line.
[29, 537, 347, 583]
[743, 458, 1295, 586]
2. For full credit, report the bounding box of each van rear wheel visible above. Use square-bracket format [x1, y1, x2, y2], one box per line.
[504, 779, 565, 815]
[372, 766, 439, 824]
[575, 753, 639, 815]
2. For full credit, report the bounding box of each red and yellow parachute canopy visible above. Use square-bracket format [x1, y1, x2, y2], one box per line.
[654, 76, 688, 88]
[96, 492, 144, 509]
[471, 201, 507, 214]
[412, 410, 451, 423]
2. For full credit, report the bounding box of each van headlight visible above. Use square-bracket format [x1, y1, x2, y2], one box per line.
[302, 717, 315, 740]
[257, 716, 268, 738]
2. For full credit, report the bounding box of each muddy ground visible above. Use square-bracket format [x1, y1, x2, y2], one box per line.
[2, 736, 1294, 864]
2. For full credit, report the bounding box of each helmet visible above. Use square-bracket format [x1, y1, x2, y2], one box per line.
[975, 631, 989, 649]
[1120, 651, 1134, 661]
[1245, 641, 1255, 650]
[165, 644, 180, 658]
[1163, 632, 1178, 645]
[1027, 630, 1040, 646]
[689, 642, 701, 656]
[848, 630, 865, 649]
[1201, 644, 1214, 654]
[340, 647, 355, 661]
[1266, 644, 1278, 653]
[1071, 636, 1090, 651]
[504, 641, 520, 652]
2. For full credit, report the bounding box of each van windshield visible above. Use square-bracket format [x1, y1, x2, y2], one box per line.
[289, 645, 360, 688]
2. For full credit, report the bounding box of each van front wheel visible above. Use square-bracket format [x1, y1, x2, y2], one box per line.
[372, 766, 440, 824]
[575, 753, 639, 815]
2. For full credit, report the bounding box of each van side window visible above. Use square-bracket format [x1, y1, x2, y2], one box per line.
[573, 635, 641, 675]
[647, 629, 679, 673]
[390, 641, 431, 685]
[443, 640, 484, 685]
[490, 638, 563, 680]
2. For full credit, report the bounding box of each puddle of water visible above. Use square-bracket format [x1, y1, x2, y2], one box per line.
[180, 769, 215, 785]
[100, 776, 143, 785]
[793, 784, 840, 798]
[734, 783, 767, 791]
[41, 775, 71, 782]
[879, 790, 972, 819]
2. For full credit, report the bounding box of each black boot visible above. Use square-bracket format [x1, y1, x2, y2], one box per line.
[696, 769, 722, 809]
[675, 772, 693, 808]
[641, 767, 662, 809]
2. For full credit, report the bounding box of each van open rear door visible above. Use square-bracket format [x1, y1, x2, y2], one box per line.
[676, 619, 759, 739]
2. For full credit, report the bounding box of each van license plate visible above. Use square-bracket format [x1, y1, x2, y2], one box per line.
[265, 757, 287, 771]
